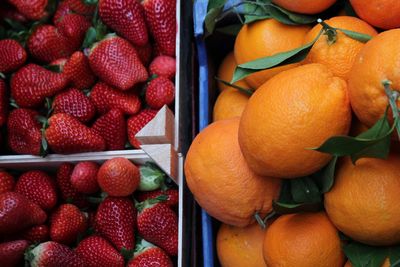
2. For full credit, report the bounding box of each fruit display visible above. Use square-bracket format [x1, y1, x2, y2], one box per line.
[191, 0, 400, 266]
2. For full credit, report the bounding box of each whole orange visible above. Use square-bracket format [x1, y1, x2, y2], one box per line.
[238, 63, 351, 178]
[303, 16, 378, 80]
[345, 259, 390, 267]
[213, 89, 249, 121]
[184, 118, 281, 227]
[217, 52, 251, 92]
[217, 223, 267, 267]
[234, 19, 310, 89]
[325, 155, 400, 246]
[350, 0, 400, 29]
[272, 0, 337, 14]
[348, 29, 400, 128]
[263, 212, 345, 267]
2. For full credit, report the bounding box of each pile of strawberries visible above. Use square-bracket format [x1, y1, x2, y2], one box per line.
[0, 0, 177, 155]
[0, 157, 179, 266]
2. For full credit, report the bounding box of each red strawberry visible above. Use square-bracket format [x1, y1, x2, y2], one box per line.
[0, 39, 27, 73]
[70, 161, 100, 194]
[136, 189, 178, 208]
[127, 240, 173, 267]
[45, 113, 106, 154]
[89, 35, 148, 90]
[134, 42, 153, 66]
[143, 0, 176, 57]
[137, 201, 178, 256]
[90, 82, 141, 115]
[15, 170, 58, 210]
[60, 0, 96, 17]
[27, 241, 85, 267]
[145, 77, 175, 109]
[0, 240, 30, 267]
[0, 192, 47, 235]
[0, 3, 28, 23]
[127, 109, 158, 148]
[76, 235, 125, 267]
[95, 197, 136, 250]
[56, 163, 87, 208]
[92, 109, 127, 150]
[22, 225, 50, 243]
[10, 64, 68, 108]
[50, 204, 87, 245]
[149, 56, 176, 80]
[53, 88, 96, 123]
[0, 171, 14, 194]
[63, 51, 96, 89]
[7, 108, 42, 155]
[55, 13, 91, 50]
[99, 0, 148, 46]
[0, 79, 7, 127]
[8, 0, 47, 20]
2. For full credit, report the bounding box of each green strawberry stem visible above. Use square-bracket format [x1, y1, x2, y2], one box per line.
[120, 247, 135, 261]
[133, 239, 156, 258]
[138, 163, 166, 191]
[135, 195, 168, 212]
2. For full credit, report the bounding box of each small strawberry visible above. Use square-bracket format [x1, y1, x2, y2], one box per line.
[55, 13, 91, 51]
[7, 108, 42, 155]
[8, 0, 48, 20]
[136, 189, 178, 208]
[134, 42, 153, 66]
[10, 64, 68, 108]
[45, 113, 106, 154]
[143, 0, 176, 57]
[99, 0, 148, 46]
[137, 201, 178, 256]
[90, 82, 141, 115]
[95, 197, 136, 250]
[127, 240, 173, 267]
[56, 163, 87, 208]
[127, 109, 158, 148]
[70, 161, 100, 194]
[97, 157, 140, 197]
[0, 192, 47, 235]
[15, 170, 58, 210]
[50, 204, 87, 245]
[76, 235, 125, 267]
[0, 39, 27, 73]
[0, 240, 30, 267]
[22, 225, 50, 243]
[53, 88, 96, 123]
[149, 56, 176, 80]
[27, 241, 86, 267]
[145, 76, 175, 109]
[89, 35, 148, 90]
[92, 109, 127, 150]
[0, 171, 15, 194]
[63, 51, 96, 89]
[0, 79, 7, 127]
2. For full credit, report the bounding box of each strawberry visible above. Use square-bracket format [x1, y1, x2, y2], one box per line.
[134, 42, 153, 66]
[53, 88, 96, 123]
[127, 240, 173, 267]
[137, 201, 178, 256]
[90, 82, 141, 115]
[0, 79, 7, 127]
[95, 197, 136, 250]
[0, 4, 28, 23]
[92, 109, 127, 150]
[50, 204, 87, 245]
[149, 56, 176, 80]
[63, 51, 96, 89]
[70, 161, 100, 194]
[7, 108, 42, 155]
[143, 0, 176, 57]
[0, 240, 30, 267]
[55, 13, 91, 51]
[8, 0, 47, 20]
[27, 241, 85, 267]
[0, 192, 47, 235]
[45, 113, 106, 154]
[22, 225, 50, 243]
[97, 157, 140, 197]
[145, 76, 175, 109]
[10, 64, 68, 108]
[59, 0, 96, 17]
[136, 189, 178, 208]
[0, 39, 27, 73]
[127, 109, 158, 148]
[0, 171, 15, 194]
[15, 170, 58, 210]
[56, 163, 87, 208]
[76, 235, 125, 267]
[89, 36, 148, 90]
[99, 0, 148, 46]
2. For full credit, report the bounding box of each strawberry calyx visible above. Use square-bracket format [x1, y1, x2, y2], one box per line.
[132, 239, 156, 258]
[24, 244, 39, 264]
[138, 162, 166, 191]
[135, 195, 168, 212]
[82, 7, 108, 49]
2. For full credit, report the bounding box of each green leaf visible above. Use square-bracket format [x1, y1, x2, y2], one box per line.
[290, 177, 321, 203]
[387, 246, 400, 267]
[312, 156, 337, 193]
[243, 2, 271, 24]
[204, 6, 225, 36]
[214, 77, 253, 96]
[344, 242, 387, 267]
[268, 4, 316, 25]
[337, 28, 373, 43]
[272, 200, 322, 215]
[82, 27, 97, 49]
[215, 24, 243, 36]
[208, 0, 228, 11]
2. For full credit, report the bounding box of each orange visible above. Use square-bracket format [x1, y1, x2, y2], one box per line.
[184, 118, 281, 227]
[345, 259, 390, 267]
[272, 0, 337, 14]
[348, 29, 400, 128]
[263, 212, 345, 267]
[325, 155, 400, 246]
[303, 16, 378, 80]
[234, 19, 310, 89]
[239, 63, 351, 178]
[213, 89, 249, 121]
[217, 52, 251, 92]
[350, 0, 400, 29]
[217, 223, 267, 267]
